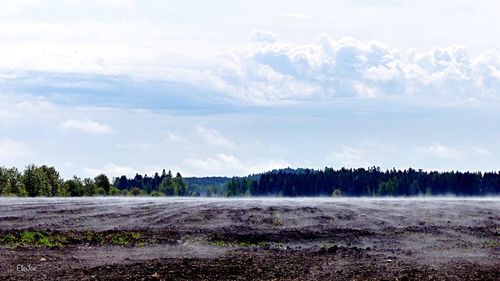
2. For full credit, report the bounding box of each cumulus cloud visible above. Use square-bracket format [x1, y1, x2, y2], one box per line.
[212, 35, 500, 104]
[417, 143, 463, 159]
[0, 139, 31, 160]
[61, 118, 113, 135]
[196, 125, 235, 148]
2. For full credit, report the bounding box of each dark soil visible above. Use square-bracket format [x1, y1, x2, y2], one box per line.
[0, 198, 498, 280]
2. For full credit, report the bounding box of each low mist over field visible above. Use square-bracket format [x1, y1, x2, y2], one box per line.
[0, 197, 498, 279]
[1, 0, 500, 280]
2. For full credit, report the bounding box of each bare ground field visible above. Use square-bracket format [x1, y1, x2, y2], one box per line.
[0, 197, 498, 280]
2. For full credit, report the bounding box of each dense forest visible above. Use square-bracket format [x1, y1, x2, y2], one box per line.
[226, 167, 500, 196]
[0, 165, 499, 197]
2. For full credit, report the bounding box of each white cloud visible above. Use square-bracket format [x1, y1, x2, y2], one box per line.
[184, 153, 289, 176]
[0, 139, 31, 160]
[250, 29, 278, 43]
[472, 147, 492, 157]
[116, 142, 153, 151]
[0, 94, 59, 122]
[417, 143, 463, 159]
[165, 132, 186, 143]
[213, 35, 500, 104]
[84, 163, 138, 178]
[196, 125, 235, 148]
[327, 142, 393, 168]
[61, 118, 113, 135]
[328, 146, 370, 168]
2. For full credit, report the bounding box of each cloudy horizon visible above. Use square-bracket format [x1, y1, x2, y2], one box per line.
[1, 0, 500, 178]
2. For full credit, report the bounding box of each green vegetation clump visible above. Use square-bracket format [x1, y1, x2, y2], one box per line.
[0, 233, 18, 246]
[272, 211, 283, 226]
[208, 240, 286, 249]
[331, 188, 342, 198]
[0, 230, 148, 248]
[0, 230, 63, 248]
[109, 232, 143, 245]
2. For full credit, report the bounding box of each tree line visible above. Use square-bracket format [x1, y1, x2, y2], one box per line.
[1, 165, 499, 197]
[225, 167, 500, 197]
[0, 165, 189, 197]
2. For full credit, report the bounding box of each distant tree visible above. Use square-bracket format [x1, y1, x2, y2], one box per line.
[3, 165, 500, 197]
[64, 177, 84, 196]
[130, 187, 143, 196]
[377, 177, 400, 196]
[22, 165, 50, 197]
[108, 186, 120, 196]
[0, 167, 23, 196]
[173, 172, 188, 196]
[56, 184, 70, 197]
[39, 165, 63, 196]
[409, 180, 420, 196]
[94, 174, 111, 194]
[150, 190, 163, 197]
[82, 178, 97, 196]
[159, 172, 176, 196]
[95, 187, 106, 196]
[225, 178, 255, 196]
[331, 188, 342, 198]
[115, 175, 129, 190]
[425, 186, 432, 196]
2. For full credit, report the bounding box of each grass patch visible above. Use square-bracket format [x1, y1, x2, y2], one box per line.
[208, 239, 286, 249]
[109, 232, 143, 246]
[0, 230, 63, 248]
[0, 233, 18, 247]
[0, 230, 147, 248]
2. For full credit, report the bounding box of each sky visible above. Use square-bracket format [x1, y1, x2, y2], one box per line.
[1, 0, 500, 178]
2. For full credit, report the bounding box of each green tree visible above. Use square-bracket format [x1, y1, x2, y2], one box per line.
[94, 174, 110, 194]
[331, 188, 342, 198]
[95, 187, 106, 196]
[21, 165, 62, 197]
[425, 186, 432, 196]
[377, 177, 400, 196]
[108, 186, 120, 196]
[173, 172, 187, 196]
[409, 180, 420, 196]
[39, 165, 63, 196]
[82, 178, 97, 196]
[64, 177, 84, 196]
[56, 185, 70, 197]
[1, 179, 12, 196]
[130, 187, 143, 196]
[150, 190, 164, 197]
[17, 185, 28, 197]
[159, 172, 176, 196]
[22, 165, 49, 197]
[0, 167, 24, 196]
